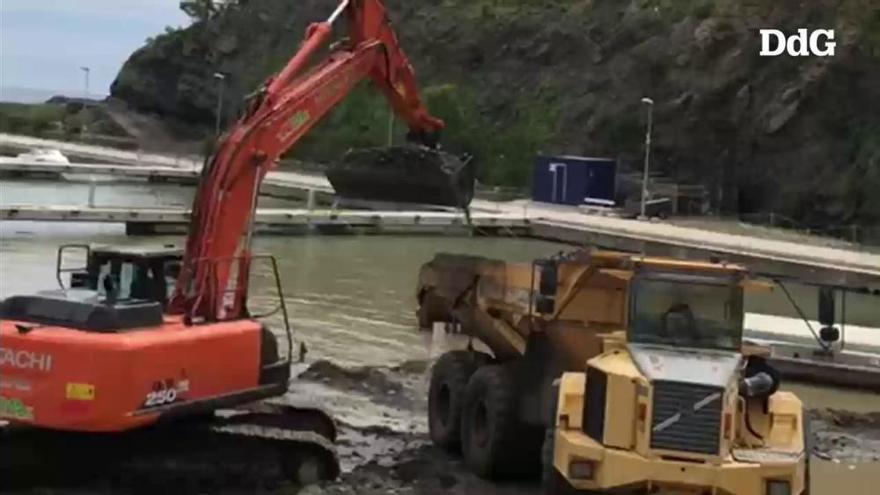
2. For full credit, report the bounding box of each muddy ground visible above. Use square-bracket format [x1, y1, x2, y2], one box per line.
[302, 360, 880, 495]
[2, 360, 879, 495]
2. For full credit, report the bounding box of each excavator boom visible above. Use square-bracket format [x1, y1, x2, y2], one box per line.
[170, 0, 470, 321]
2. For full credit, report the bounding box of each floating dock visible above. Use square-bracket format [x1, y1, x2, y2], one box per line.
[2, 134, 877, 288]
[0, 158, 334, 202]
[0, 205, 528, 236]
[2, 133, 879, 392]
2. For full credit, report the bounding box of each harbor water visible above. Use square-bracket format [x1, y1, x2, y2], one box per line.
[1, 178, 879, 493]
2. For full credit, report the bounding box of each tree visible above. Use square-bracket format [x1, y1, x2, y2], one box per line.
[180, 1, 212, 21]
[180, 0, 242, 21]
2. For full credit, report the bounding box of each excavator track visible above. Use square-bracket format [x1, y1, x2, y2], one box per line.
[0, 403, 339, 493]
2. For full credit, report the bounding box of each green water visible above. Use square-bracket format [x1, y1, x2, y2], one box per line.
[2, 178, 878, 366]
[2, 178, 879, 493]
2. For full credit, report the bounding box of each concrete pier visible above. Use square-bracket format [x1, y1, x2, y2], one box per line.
[0, 205, 528, 236]
[2, 134, 878, 288]
[0, 158, 335, 202]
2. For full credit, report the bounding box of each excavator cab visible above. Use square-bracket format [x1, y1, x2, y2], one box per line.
[56, 244, 183, 309]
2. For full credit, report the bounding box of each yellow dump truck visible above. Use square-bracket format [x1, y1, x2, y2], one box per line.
[416, 249, 808, 494]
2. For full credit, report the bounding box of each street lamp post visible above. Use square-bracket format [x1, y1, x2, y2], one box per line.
[80, 67, 90, 99]
[214, 72, 227, 136]
[387, 109, 394, 146]
[640, 97, 654, 219]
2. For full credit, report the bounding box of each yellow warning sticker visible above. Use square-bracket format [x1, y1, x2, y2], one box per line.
[65, 383, 96, 401]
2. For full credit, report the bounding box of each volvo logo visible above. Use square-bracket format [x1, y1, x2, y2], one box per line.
[652, 391, 721, 433]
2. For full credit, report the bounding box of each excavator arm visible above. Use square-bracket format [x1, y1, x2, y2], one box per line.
[169, 0, 448, 320]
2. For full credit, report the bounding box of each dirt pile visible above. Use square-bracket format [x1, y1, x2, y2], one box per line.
[300, 359, 407, 397]
[111, 0, 880, 233]
[297, 359, 428, 409]
[810, 408, 880, 462]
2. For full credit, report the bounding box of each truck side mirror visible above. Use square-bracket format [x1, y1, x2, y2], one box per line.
[538, 260, 558, 296]
[534, 260, 558, 315]
[535, 295, 556, 314]
[818, 287, 835, 326]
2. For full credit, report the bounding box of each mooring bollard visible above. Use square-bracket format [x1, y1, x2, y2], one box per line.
[87, 177, 97, 207]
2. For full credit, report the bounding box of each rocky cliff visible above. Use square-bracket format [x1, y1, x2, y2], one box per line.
[111, 0, 880, 231]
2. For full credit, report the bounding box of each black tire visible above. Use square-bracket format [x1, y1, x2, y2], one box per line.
[429, 351, 485, 451]
[460, 364, 522, 479]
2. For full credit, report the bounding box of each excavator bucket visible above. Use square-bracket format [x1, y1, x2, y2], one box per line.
[326, 146, 475, 208]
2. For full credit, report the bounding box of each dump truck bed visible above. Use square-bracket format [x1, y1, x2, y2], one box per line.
[416, 249, 747, 362]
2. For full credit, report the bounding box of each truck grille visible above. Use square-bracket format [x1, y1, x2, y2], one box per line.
[650, 381, 722, 455]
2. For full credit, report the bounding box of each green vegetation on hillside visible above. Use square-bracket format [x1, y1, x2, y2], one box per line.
[0, 102, 129, 140]
[0, 101, 136, 150]
[109, 0, 880, 238]
[292, 83, 558, 186]
[0, 103, 65, 136]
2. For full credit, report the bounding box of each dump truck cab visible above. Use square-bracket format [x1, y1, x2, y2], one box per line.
[548, 261, 807, 494]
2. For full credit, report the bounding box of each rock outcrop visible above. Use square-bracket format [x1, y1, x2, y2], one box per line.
[111, 0, 880, 231]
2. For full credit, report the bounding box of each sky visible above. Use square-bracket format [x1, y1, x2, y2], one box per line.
[0, 0, 190, 100]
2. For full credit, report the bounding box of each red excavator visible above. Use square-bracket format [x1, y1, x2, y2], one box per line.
[0, 0, 470, 488]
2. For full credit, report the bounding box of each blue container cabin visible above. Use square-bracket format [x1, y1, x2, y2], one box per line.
[531, 155, 617, 206]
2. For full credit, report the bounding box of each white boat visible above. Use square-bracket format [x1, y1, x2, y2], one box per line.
[15, 148, 71, 164]
[11, 148, 117, 182]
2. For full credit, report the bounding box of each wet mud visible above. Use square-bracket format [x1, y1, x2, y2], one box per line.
[297, 359, 428, 411]
[2, 360, 879, 495]
[303, 362, 880, 495]
[809, 409, 880, 463]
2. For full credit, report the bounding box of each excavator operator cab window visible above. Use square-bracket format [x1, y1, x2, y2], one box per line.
[91, 254, 178, 308]
[97, 259, 143, 302]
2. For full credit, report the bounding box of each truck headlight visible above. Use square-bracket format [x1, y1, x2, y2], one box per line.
[766, 479, 791, 495]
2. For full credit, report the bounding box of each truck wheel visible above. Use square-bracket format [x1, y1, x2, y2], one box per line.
[460, 364, 520, 479]
[429, 351, 485, 451]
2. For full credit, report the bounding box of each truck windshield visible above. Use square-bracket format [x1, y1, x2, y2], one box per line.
[629, 274, 743, 351]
